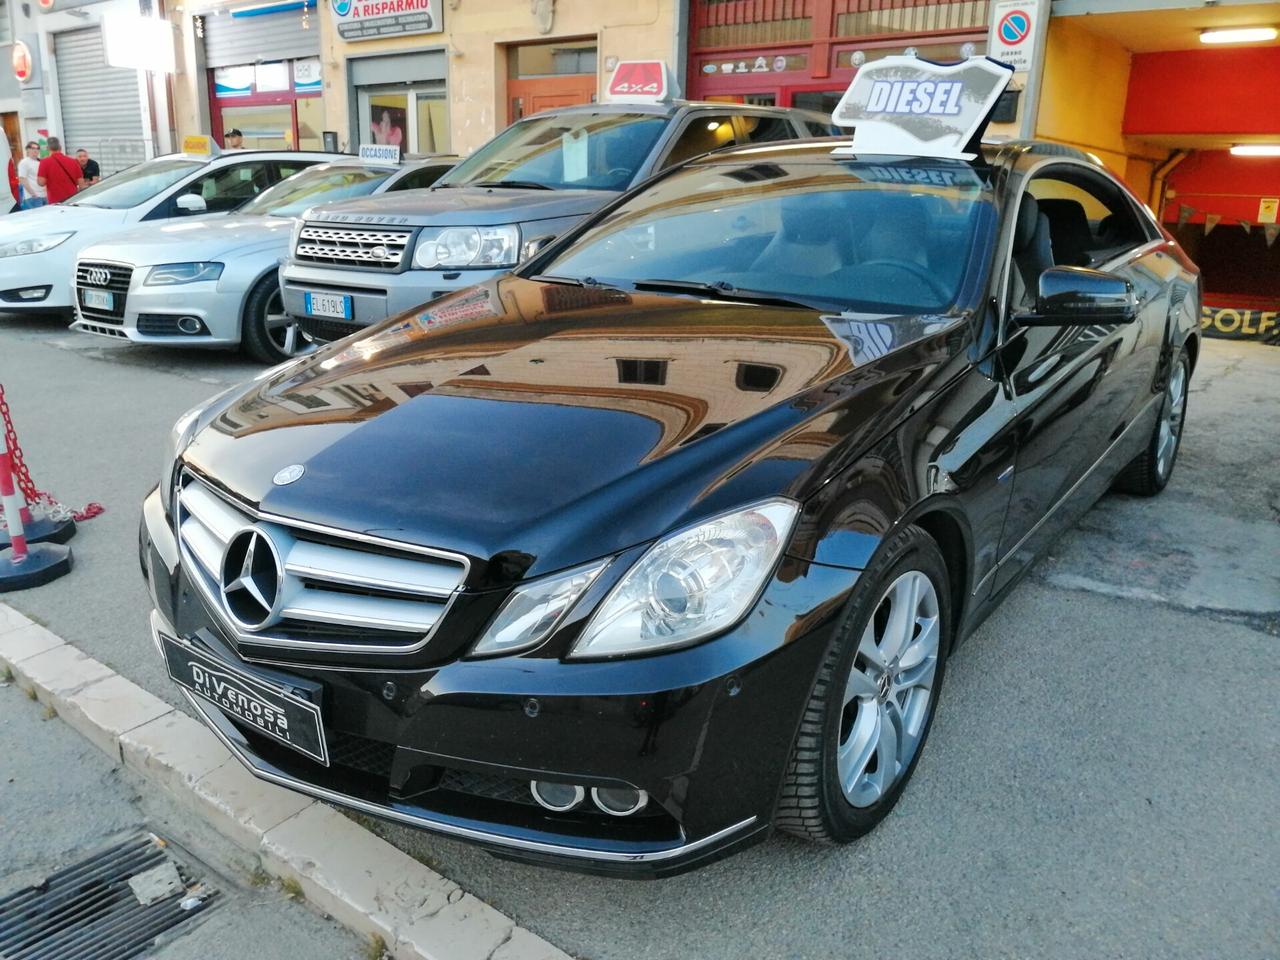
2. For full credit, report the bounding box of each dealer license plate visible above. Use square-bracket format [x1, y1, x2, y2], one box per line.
[304, 291, 352, 319]
[82, 289, 114, 311]
[160, 633, 328, 765]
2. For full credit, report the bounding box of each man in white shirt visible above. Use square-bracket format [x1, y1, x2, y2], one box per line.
[17, 141, 46, 209]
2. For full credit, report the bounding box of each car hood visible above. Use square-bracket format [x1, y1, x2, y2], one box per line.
[183, 276, 960, 585]
[79, 214, 291, 265]
[0, 203, 129, 241]
[306, 186, 614, 228]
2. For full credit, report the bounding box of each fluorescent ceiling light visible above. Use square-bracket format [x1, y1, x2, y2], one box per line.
[1200, 26, 1277, 44]
[1230, 144, 1280, 157]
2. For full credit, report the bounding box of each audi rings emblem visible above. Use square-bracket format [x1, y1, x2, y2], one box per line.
[84, 267, 112, 286]
[219, 528, 284, 630]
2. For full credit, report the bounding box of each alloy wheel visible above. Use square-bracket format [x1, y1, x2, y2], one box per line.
[1156, 359, 1187, 480]
[263, 291, 306, 357]
[837, 570, 941, 808]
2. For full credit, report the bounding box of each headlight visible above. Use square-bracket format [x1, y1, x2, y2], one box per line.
[471, 560, 607, 657]
[413, 225, 520, 269]
[0, 232, 74, 258]
[159, 386, 238, 512]
[145, 262, 224, 285]
[568, 499, 800, 660]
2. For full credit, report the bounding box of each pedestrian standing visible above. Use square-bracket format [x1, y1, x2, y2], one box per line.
[225, 128, 244, 149]
[6, 147, 18, 213]
[75, 148, 101, 185]
[36, 136, 82, 204]
[17, 141, 45, 209]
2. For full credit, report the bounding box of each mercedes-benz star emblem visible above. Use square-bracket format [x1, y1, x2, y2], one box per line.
[273, 464, 305, 486]
[85, 267, 111, 286]
[219, 528, 282, 630]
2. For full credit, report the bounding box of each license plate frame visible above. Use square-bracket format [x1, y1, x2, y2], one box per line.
[304, 291, 352, 320]
[82, 289, 114, 311]
[160, 633, 329, 766]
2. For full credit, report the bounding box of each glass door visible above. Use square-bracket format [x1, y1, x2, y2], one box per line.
[357, 85, 450, 155]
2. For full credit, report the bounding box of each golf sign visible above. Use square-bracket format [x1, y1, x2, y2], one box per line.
[832, 56, 1015, 160]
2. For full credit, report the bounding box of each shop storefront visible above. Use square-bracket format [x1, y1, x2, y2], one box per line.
[347, 49, 450, 156]
[198, 0, 322, 150]
[686, 0, 989, 113]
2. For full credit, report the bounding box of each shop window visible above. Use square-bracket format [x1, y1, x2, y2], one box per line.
[660, 114, 740, 169]
[296, 97, 324, 152]
[736, 362, 782, 393]
[509, 40, 597, 78]
[219, 104, 293, 150]
[616, 359, 668, 385]
[416, 96, 450, 153]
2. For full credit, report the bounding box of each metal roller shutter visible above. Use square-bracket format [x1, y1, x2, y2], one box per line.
[53, 27, 146, 179]
[200, 9, 319, 68]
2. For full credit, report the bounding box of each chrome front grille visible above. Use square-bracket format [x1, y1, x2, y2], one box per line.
[295, 223, 414, 270]
[176, 474, 468, 655]
[75, 261, 133, 322]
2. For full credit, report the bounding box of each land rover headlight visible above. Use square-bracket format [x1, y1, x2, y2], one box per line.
[0, 232, 74, 258]
[413, 225, 520, 269]
[568, 499, 800, 660]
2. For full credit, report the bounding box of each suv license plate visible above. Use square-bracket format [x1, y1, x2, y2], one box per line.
[304, 291, 352, 319]
[160, 633, 329, 766]
[82, 289, 114, 311]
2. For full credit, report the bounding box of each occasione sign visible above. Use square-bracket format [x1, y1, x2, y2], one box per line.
[12, 41, 33, 84]
[331, 0, 440, 41]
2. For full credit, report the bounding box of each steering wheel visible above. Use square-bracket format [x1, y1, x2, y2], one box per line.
[605, 167, 632, 183]
[858, 259, 950, 301]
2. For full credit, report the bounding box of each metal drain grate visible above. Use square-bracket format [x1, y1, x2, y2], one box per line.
[0, 833, 217, 959]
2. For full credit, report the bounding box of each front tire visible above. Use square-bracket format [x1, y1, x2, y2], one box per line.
[776, 525, 951, 843]
[241, 272, 307, 364]
[1112, 346, 1190, 496]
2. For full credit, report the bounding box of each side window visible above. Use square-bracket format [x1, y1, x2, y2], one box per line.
[274, 160, 314, 181]
[735, 114, 796, 145]
[658, 114, 740, 170]
[803, 118, 840, 137]
[1027, 171, 1148, 268]
[178, 161, 274, 214]
[388, 164, 452, 192]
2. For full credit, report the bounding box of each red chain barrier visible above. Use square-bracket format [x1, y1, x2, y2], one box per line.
[0, 383, 104, 524]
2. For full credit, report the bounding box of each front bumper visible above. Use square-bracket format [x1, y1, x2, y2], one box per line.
[70, 269, 242, 347]
[280, 261, 505, 341]
[140, 486, 859, 877]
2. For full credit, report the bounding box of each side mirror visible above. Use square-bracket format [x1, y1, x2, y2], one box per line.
[175, 193, 207, 215]
[1018, 266, 1137, 326]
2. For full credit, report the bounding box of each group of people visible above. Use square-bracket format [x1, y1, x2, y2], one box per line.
[5, 136, 102, 212]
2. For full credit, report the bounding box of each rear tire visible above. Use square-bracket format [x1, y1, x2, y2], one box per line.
[241, 272, 307, 364]
[776, 525, 951, 843]
[1112, 347, 1190, 497]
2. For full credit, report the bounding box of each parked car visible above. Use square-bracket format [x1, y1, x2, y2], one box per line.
[0, 148, 342, 317]
[142, 112, 1200, 875]
[71, 154, 457, 362]
[279, 100, 837, 343]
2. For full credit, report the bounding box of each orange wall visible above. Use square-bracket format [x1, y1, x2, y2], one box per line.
[1125, 48, 1280, 138]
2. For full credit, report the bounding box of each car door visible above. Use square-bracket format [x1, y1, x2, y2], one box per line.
[992, 163, 1163, 592]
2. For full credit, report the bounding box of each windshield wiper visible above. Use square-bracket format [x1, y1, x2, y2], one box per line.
[633, 279, 816, 310]
[528, 274, 622, 290]
[476, 179, 553, 190]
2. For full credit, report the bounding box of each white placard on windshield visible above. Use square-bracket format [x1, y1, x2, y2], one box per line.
[561, 129, 588, 182]
[831, 56, 1014, 161]
[358, 143, 401, 163]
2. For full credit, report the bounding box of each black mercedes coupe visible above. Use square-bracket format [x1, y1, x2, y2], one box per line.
[142, 136, 1199, 877]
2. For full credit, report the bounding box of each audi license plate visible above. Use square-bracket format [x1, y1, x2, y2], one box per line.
[160, 633, 328, 765]
[304, 291, 351, 320]
[82, 289, 114, 311]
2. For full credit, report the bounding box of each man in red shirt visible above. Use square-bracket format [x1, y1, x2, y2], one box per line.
[37, 137, 83, 204]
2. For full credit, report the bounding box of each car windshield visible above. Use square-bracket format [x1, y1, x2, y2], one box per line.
[239, 165, 394, 217]
[439, 112, 668, 192]
[67, 157, 205, 209]
[536, 159, 992, 314]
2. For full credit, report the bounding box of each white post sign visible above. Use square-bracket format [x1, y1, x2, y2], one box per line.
[987, 1, 1045, 75]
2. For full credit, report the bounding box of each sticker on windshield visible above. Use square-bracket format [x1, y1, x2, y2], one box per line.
[852, 164, 985, 188]
[831, 56, 1013, 160]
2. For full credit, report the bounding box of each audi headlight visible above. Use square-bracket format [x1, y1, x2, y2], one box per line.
[413, 225, 520, 269]
[0, 232, 75, 258]
[569, 499, 800, 660]
[145, 262, 224, 285]
[471, 560, 607, 658]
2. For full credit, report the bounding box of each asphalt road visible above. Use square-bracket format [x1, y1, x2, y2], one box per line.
[1, 315, 1276, 960]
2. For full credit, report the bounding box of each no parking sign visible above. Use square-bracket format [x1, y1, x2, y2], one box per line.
[988, 0, 1043, 74]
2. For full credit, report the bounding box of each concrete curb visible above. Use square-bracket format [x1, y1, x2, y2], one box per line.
[0, 602, 569, 960]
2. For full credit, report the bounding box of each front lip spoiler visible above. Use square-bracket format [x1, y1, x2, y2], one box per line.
[153, 611, 760, 869]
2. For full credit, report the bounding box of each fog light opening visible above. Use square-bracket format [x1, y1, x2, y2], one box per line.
[590, 786, 648, 817]
[529, 780, 584, 813]
[177, 316, 204, 335]
[18, 287, 48, 300]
